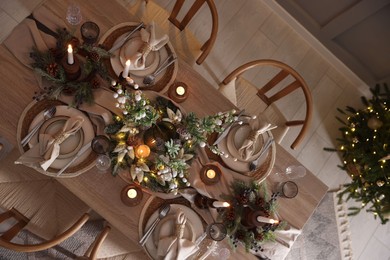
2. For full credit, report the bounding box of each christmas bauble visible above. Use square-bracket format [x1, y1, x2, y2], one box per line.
[376, 179, 385, 187]
[143, 121, 177, 151]
[367, 117, 383, 130]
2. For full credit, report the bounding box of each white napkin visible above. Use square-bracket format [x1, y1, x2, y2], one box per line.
[157, 210, 197, 260]
[128, 21, 169, 70]
[253, 224, 301, 260]
[15, 116, 84, 170]
[238, 122, 275, 160]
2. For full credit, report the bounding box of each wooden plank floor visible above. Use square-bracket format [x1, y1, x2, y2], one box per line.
[0, 0, 389, 259]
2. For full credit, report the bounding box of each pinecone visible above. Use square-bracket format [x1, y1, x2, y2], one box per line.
[89, 52, 100, 62]
[236, 194, 249, 204]
[235, 230, 245, 240]
[256, 197, 264, 206]
[126, 135, 140, 147]
[226, 210, 235, 221]
[46, 63, 58, 77]
[90, 77, 100, 89]
[69, 37, 80, 48]
[254, 232, 264, 241]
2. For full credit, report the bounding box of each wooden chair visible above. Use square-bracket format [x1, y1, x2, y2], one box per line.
[219, 59, 313, 150]
[0, 208, 110, 259]
[142, 0, 218, 65]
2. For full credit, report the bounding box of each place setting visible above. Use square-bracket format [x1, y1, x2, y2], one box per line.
[100, 21, 178, 93]
[213, 112, 277, 182]
[15, 100, 97, 177]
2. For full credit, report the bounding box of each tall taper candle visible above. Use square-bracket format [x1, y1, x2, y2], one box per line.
[256, 216, 279, 224]
[67, 44, 74, 65]
[123, 60, 131, 78]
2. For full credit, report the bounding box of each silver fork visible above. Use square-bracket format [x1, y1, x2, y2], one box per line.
[139, 203, 170, 246]
[21, 106, 56, 147]
[249, 138, 274, 171]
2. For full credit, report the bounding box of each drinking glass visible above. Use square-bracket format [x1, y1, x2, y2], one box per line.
[91, 135, 112, 154]
[285, 165, 306, 179]
[95, 154, 111, 173]
[206, 223, 227, 241]
[80, 21, 100, 45]
[66, 3, 82, 25]
[276, 181, 298, 198]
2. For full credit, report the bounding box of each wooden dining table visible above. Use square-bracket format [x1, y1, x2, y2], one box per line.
[0, 0, 328, 258]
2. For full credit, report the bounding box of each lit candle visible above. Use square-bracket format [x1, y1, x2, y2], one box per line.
[123, 60, 131, 78]
[206, 169, 216, 179]
[176, 86, 186, 96]
[67, 44, 74, 65]
[212, 201, 230, 208]
[135, 144, 151, 159]
[256, 216, 279, 224]
[127, 188, 137, 199]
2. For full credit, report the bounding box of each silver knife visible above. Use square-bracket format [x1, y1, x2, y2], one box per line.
[109, 22, 144, 53]
[56, 141, 92, 176]
[249, 138, 274, 171]
[213, 109, 245, 145]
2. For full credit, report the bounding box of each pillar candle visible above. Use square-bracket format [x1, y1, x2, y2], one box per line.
[123, 60, 131, 78]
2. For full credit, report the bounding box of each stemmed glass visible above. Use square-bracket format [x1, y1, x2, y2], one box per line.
[91, 135, 112, 173]
[274, 165, 306, 182]
[66, 3, 82, 26]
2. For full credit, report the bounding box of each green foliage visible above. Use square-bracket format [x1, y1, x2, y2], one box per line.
[328, 84, 389, 224]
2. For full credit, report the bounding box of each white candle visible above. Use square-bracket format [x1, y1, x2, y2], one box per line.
[176, 86, 185, 96]
[67, 44, 74, 65]
[212, 201, 230, 208]
[256, 216, 279, 224]
[206, 169, 216, 179]
[123, 60, 131, 77]
[127, 188, 137, 199]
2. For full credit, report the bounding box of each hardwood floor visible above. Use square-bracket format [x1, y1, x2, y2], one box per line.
[0, 0, 389, 259]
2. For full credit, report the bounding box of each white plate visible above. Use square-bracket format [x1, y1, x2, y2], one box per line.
[226, 123, 264, 162]
[144, 204, 203, 260]
[109, 31, 169, 88]
[118, 36, 160, 76]
[38, 115, 84, 159]
[28, 105, 94, 171]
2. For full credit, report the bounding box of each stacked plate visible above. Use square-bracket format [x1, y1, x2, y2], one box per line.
[143, 204, 204, 259]
[100, 22, 178, 92]
[217, 117, 276, 180]
[26, 105, 94, 176]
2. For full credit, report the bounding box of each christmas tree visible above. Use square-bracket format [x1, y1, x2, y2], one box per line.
[327, 84, 389, 224]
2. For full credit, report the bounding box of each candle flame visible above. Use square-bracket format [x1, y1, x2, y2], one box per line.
[67, 44, 73, 53]
[125, 59, 131, 66]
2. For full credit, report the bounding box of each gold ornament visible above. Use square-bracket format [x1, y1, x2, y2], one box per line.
[367, 117, 383, 130]
[377, 180, 385, 187]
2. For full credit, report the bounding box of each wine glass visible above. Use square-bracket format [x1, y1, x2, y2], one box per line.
[206, 223, 227, 241]
[95, 154, 111, 173]
[66, 3, 82, 25]
[285, 165, 306, 179]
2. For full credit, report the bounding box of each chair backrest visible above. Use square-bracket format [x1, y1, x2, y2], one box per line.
[222, 59, 313, 150]
[0, 208, 109, 260]
[168, 0, 218, 64]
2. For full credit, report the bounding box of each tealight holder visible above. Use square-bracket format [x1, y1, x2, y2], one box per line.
[168, 82, 189, 103]
[120, 184, 143, 206]
[200, 164, 221, 185]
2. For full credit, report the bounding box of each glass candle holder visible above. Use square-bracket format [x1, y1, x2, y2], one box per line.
[81, 21, 100, 45]
[168, 82, 189, 103]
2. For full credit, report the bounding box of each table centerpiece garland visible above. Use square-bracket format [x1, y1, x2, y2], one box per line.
[105, 82, 238, 194]
[218, 180, 286, 253]
[30, 28, 111, 107]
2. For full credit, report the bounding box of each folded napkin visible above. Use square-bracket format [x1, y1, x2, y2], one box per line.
[4, 5, 66, 68]
[238, 122, 276, 160]
[15, 116, 84, 171]
[128, 21, 169, 70]
[253, 224, 301, 260]
[157, 210, 197, 260]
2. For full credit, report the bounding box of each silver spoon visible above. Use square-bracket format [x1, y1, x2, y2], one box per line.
[21, 106, 56, 147]
[143, 55, 176, 86]
[139, 203, 171, 246]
